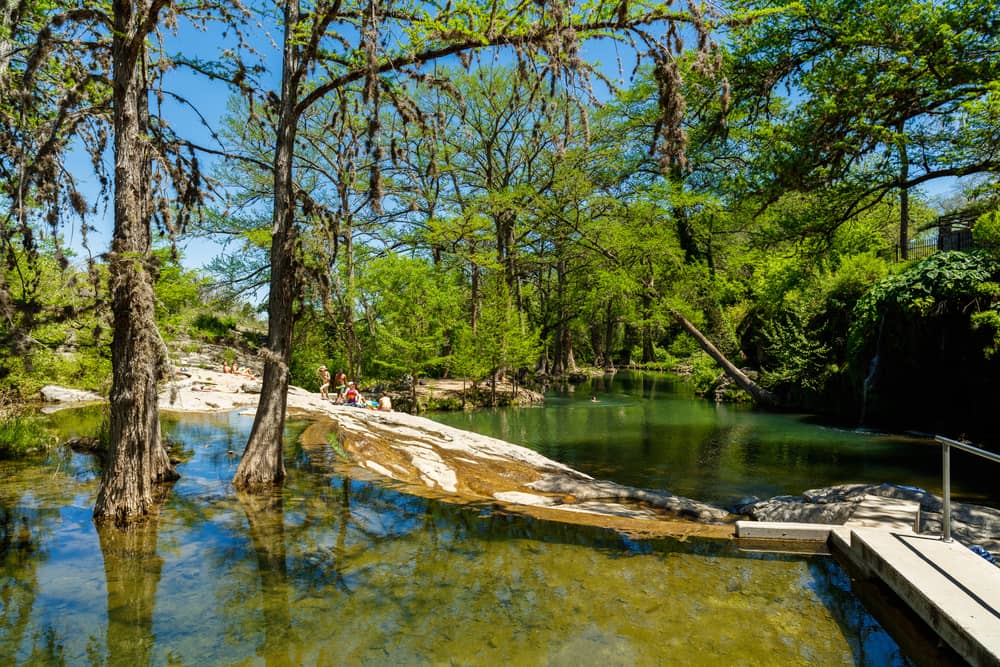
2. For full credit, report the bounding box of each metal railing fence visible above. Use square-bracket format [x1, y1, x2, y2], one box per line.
[934, 435, 1000, 542]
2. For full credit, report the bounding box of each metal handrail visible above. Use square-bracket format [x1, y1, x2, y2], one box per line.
[935, 435, 1000, 542]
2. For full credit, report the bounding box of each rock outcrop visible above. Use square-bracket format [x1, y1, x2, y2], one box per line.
[738, 482, 1000, 562]
[302, 405, 738, 537]
[40, 385, 104, 404]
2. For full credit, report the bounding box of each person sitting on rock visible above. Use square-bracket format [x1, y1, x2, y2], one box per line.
[344, 381, 363, 406]
[378, 392, 392, 412]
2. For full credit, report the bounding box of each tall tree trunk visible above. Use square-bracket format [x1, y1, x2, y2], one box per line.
[566, 345, 578, 373]
[340, 219, 361, 378]
[897, 118, 910, 261]
[234, 0, 301, 490]
[603, 301, 616, 370]
[95, 0, 176, 524]
[496, 212, 521, 311]
[590, 319, 604, 368]
[469, 261, 481, 332]
[670, 309, 778, 407]
[670, 169, 704, 264]
[552, 258, 576, 375]
[641, 278, 656, 364]
[641, 326, 656, 364]
[0, 3, 12, 76]
[622, 323, 637, 367]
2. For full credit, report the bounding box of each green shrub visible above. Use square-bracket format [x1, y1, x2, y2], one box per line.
[687, 352, 724, 395]
[973, 210, 1000, 256]
[192, 313, 238, 342]
[0, 415, 50, 459]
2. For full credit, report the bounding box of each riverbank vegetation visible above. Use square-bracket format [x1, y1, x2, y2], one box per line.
[2, 0, 999, 519]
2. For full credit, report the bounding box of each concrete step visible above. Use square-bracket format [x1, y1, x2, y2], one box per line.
[735, 520, 834, 541]
[849, 528, 1000, 667]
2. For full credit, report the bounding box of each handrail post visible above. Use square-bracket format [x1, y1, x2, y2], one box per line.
[935, 434, 1000, 543]
[942, 440, 952, 543]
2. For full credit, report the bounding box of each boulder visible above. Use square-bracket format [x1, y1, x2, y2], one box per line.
[747, 496, 860, 524]
[739, 483, 1000, 564]
[40, 385, 103, 404]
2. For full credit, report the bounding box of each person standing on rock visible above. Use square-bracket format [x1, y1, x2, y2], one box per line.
[318, 365, 331, 400]
[334, 368, 348, 397]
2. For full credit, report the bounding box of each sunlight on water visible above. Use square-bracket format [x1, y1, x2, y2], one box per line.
[0, 403, 915, 666]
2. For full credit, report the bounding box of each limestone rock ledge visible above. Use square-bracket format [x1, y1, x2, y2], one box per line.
[306, 405, 738, 535]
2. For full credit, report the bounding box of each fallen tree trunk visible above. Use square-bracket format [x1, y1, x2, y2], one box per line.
[670, 309, 779, 407]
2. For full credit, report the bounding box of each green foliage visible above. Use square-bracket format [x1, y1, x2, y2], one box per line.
[290, 309, 341, 391]
[361, 254, 466, 384]
[686, 352, 725, 396]
[847, 250, 1000, 392]
[0, 237, 111, 396]
[851, 251, 998, 335]
[820, 253, 892, 309]
[759, 310, 832, 392]
[191, 313, 238, 342]
[0, 415, 50, 459]
[973, 210, 1000, 256]
[970, 310, 1000, 359]
[463, 276, 541, 379]
[153, 250, 205, 325]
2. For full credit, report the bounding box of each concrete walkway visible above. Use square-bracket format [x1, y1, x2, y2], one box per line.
[736, 519, 1000, 666]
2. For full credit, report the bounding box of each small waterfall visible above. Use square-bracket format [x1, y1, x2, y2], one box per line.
[859, 317, 885, 425]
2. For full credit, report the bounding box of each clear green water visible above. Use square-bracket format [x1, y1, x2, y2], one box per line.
[429, 371, 1000, 509]
[0, 389, 922, 665]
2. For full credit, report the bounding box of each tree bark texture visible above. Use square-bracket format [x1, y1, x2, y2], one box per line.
[233, 0, 301, 490]
[553, 259, 571, 375]
[94, 0, 176, 524]
[671, 309, 779, 407]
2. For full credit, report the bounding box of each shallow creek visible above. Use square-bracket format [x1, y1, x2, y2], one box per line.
[0, 375, 956, 665]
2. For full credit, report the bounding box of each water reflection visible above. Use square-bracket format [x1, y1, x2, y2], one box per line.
[237, 491, 292, 663]
[0, 407, 921, 665]
[97, 493, 167, 667]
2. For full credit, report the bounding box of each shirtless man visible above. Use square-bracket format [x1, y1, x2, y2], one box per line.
[317, 365, 331, 400]
[334, 368, 348, 397]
